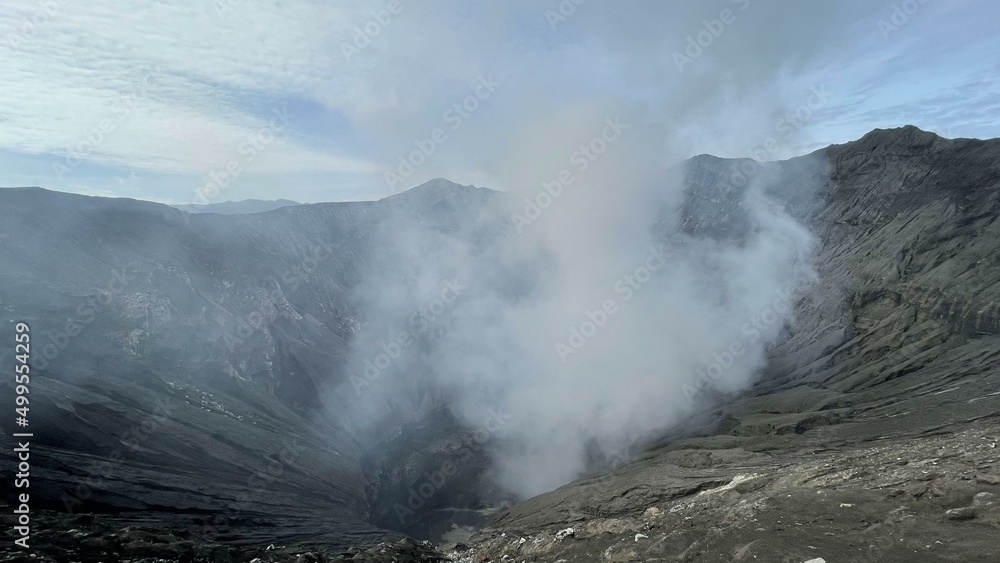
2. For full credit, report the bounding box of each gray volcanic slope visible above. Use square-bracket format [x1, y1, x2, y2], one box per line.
[472, 126, 1000, 562]
[171, 199, 302, 214]
[1, 126, 999, 562]
[0, 178, 500, 559]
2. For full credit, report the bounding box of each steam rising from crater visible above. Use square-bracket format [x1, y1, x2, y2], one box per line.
[327, 1, 855, 497]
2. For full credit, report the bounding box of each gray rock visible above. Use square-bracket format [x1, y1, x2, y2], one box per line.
[976, 474, 1000, 486]
[945, 507, 977, 520]
[972, 492, 995, 507]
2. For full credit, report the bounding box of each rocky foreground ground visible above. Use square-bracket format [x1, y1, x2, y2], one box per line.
[3, 417, 997, 562]
[452, 419, 1000, 563]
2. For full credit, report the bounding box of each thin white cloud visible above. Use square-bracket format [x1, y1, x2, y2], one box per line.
[0, 0, 376, 182]
[0, 0, 996, 201]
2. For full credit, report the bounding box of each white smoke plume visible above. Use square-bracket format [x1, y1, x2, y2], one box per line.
[328, 0, 859, 498]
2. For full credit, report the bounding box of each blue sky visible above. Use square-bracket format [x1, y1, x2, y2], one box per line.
[0, 0, 996, 204]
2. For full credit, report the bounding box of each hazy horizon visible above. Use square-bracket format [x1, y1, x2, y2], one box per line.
[1, 1, 997, 205]
[0, 123, 988, 206]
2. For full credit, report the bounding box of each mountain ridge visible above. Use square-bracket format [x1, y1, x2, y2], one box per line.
[2, 124, 999, 561]
[3, 125, 987, 212]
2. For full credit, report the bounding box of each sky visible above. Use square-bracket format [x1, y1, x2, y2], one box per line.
[0, 0, 996, 204]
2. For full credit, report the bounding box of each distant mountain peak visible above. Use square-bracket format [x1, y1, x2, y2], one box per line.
[857, 124, 941, 144]
[382, 178, 468, 197]
[815, 125, 970, 160]
[380, 178, 496, 203]
[172, 199, 301, 214]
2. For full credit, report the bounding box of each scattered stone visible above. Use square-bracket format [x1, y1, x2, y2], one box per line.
[972, 492, 995, 507]
[555, 527, 575, 541]
[975, 474, 1000, 485]
[634, 533, 648, 542]
[945, 507, 977, 520]
[802, 558, 826, 563]
[732, 474, 771, 494]
[643, 507, 662, 519]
